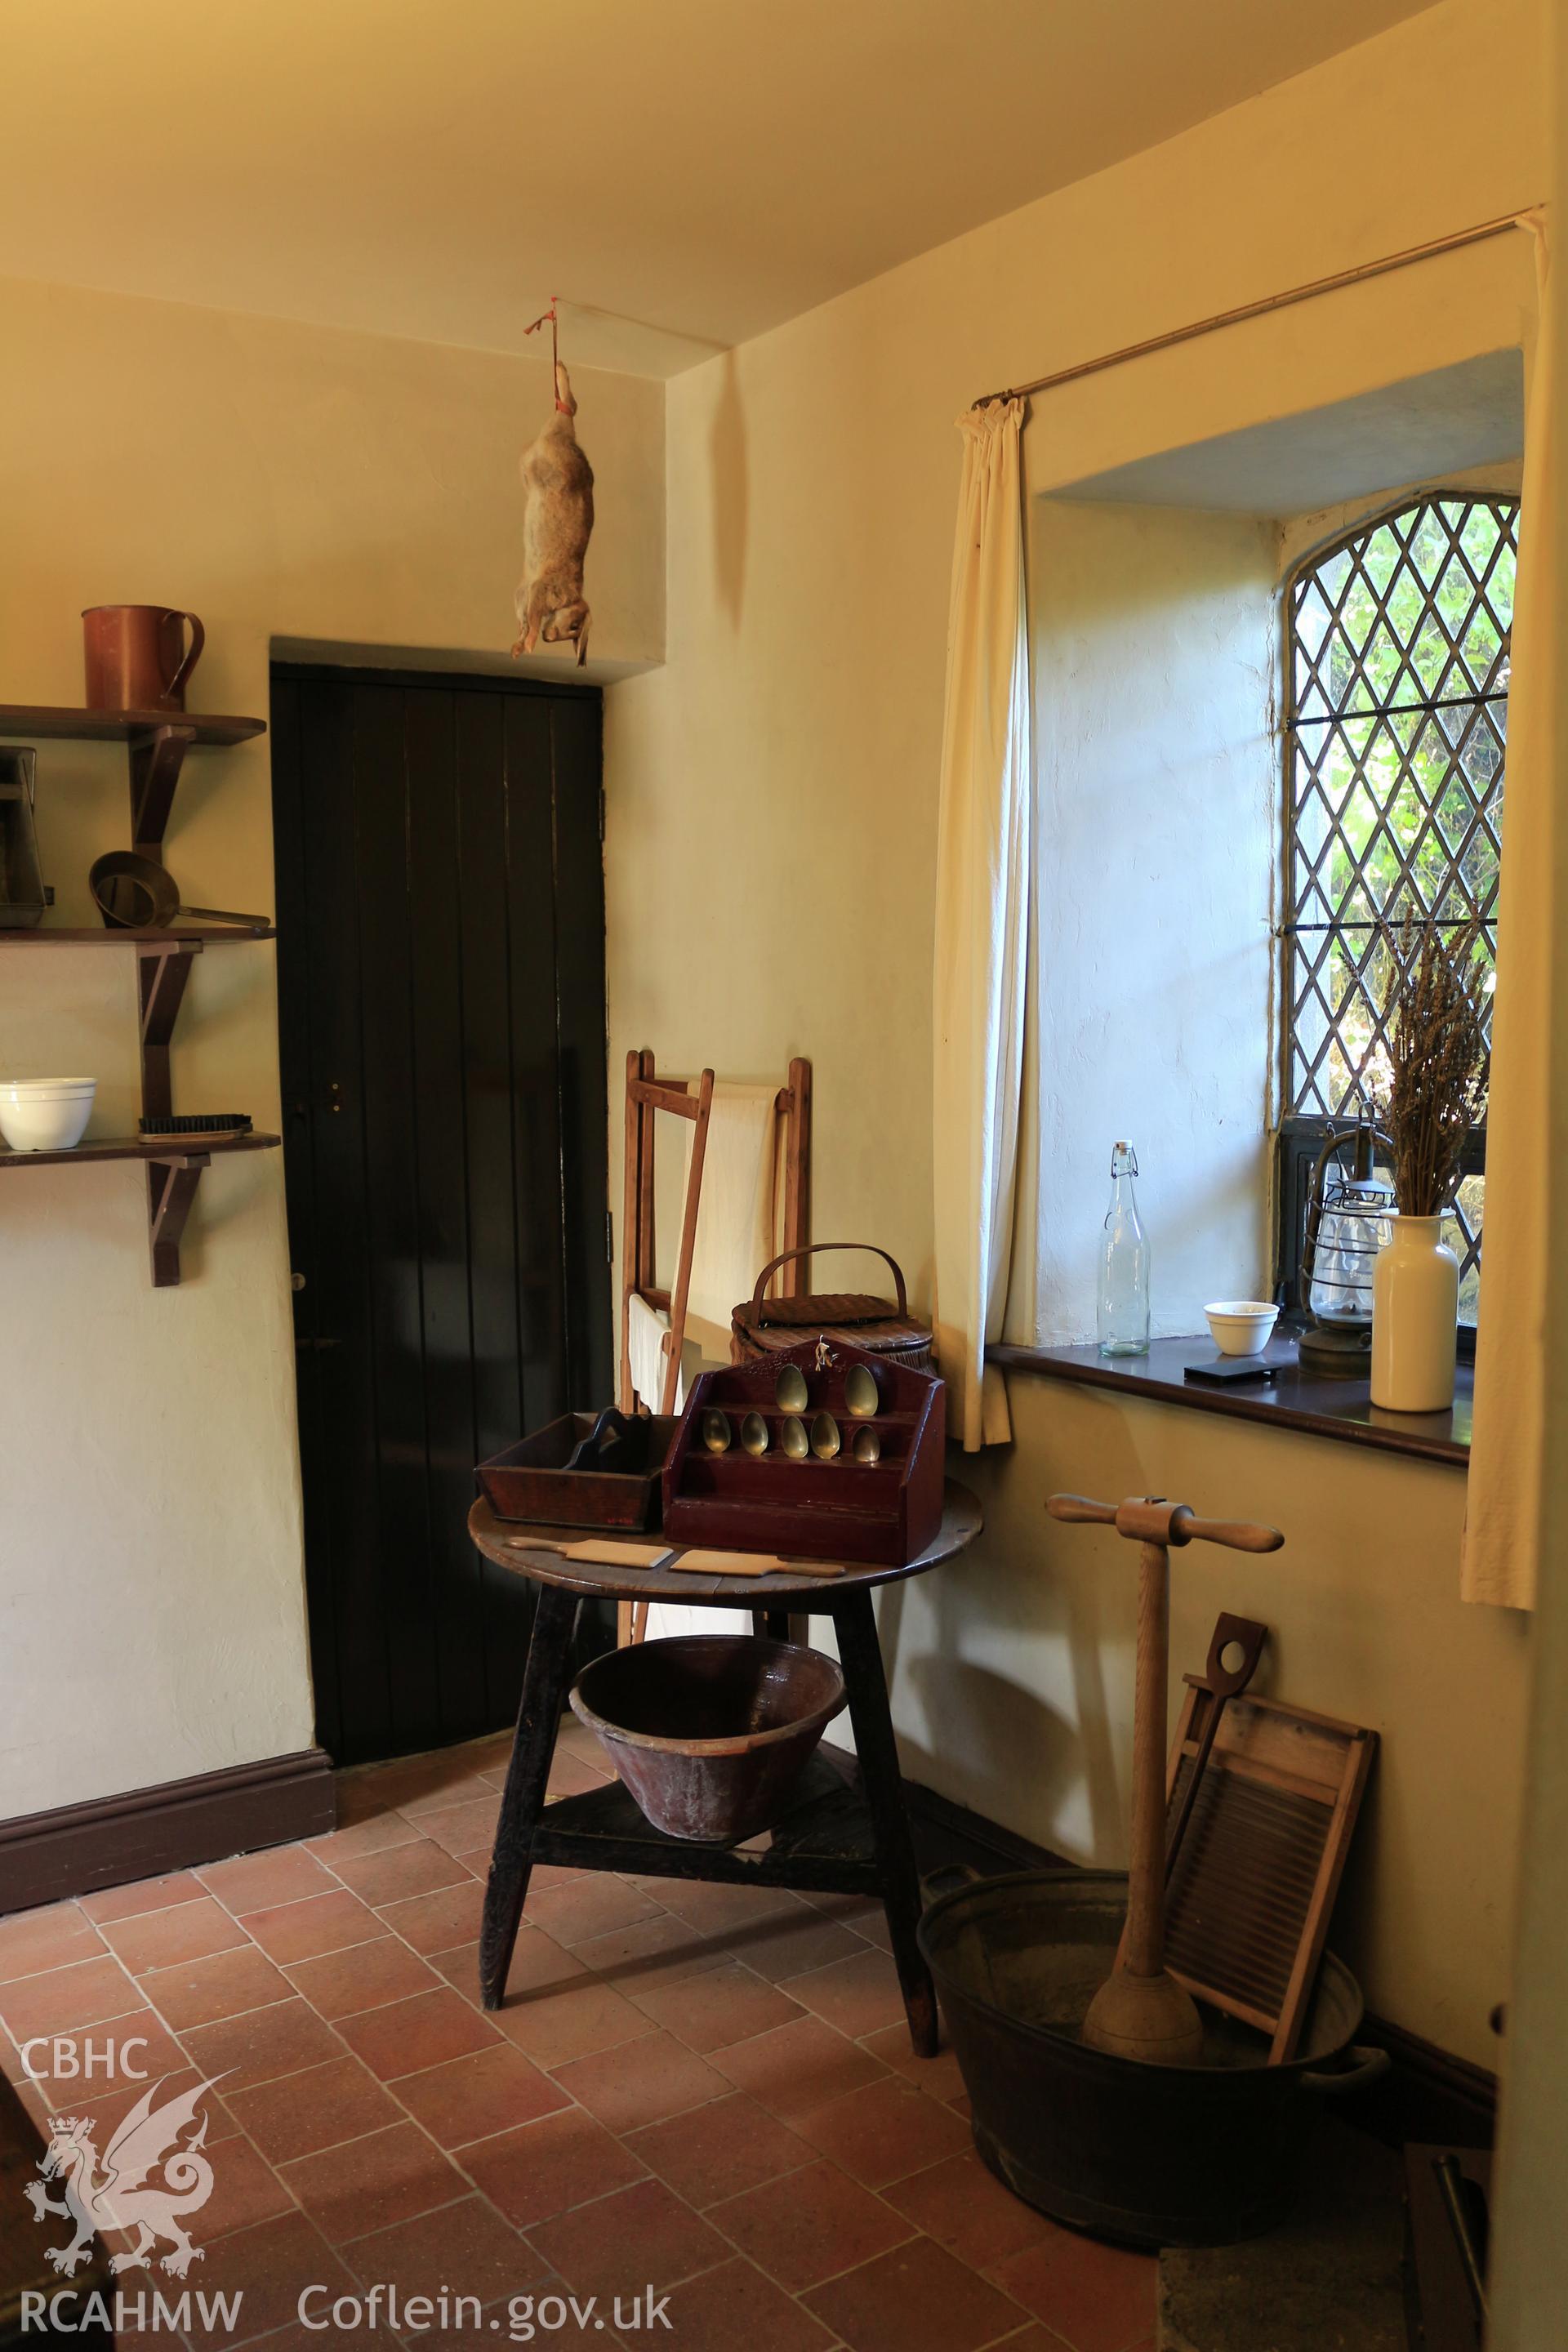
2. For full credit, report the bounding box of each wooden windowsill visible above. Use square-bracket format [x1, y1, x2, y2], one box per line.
[988, 1332, 1471, 1468]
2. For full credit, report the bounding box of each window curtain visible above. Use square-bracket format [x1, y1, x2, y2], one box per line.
[1464, 212, 1553, 1610]
[932, 396, 1032, 1451]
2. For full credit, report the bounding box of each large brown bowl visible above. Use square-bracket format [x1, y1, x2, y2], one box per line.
[569, 1634, 847, 1846]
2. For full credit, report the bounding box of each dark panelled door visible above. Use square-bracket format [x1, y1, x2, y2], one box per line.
[271, 666, 612, 1766]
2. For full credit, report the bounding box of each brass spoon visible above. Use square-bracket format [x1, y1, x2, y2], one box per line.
[780, 1414, 810, 1460]
[844, 1364, 880, 1419]
[810, 1412, 841, 1460]
[701, 1409, 733, 1454]
[774, 1364, 809, 1414]
[741, 1411, 769, 1456]
[852, 1424, 881, 1464]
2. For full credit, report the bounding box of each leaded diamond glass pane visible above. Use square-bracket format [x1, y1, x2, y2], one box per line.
[1284, 494, 1516, 1290]
[1448, 1172, 1485, 1328]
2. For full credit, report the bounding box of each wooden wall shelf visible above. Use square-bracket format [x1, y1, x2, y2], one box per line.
[0, 1133, 281, 1171]
[0, 705, 265, 746]
[0, 703, 266, 862]
[0, 1128, 282, 1283]
[0, 701, 272, 1283]
[0, 925, 274, 945]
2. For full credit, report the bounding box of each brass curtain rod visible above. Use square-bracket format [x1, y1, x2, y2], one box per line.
[972, 209, 1538, 410]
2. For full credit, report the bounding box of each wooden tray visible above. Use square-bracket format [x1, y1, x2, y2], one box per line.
[478, 1414, 679, 1532]
[663, 1337, 945, 1566]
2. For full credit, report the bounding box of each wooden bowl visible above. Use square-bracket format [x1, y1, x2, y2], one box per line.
[569, 1635, 846, 1846]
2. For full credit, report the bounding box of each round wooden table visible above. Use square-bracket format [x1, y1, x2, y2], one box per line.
[467, 1481, 982, 2056]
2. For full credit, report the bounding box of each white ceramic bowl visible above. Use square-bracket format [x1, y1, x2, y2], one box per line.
[1204, 1299, 1279, 1356]
[0, 1077, 97, 1152]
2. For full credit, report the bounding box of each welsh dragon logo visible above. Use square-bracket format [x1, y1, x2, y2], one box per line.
[24, 2075, 222, 2278]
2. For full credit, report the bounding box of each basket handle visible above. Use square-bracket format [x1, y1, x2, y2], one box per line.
[750, 1241, 909, 1318]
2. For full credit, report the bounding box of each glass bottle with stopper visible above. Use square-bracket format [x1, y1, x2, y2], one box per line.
[1098, 1140, 1151, 1357]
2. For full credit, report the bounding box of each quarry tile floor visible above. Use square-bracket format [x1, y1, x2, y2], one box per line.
[1, 1721, 1155, 2352]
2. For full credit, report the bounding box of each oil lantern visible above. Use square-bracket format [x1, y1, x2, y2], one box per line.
[1298, 1123, 1395, 1375]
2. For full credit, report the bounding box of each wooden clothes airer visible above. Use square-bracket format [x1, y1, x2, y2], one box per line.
[618, 1050, 715, 1422]
[617, 1049, 811, 1642]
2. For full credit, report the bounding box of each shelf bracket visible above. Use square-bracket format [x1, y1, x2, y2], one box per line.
[129, 723, 196, 860]
[138, 939, 206, 1279]
[146, 1153, 211, 1288]
[137, 942, 200, 1120]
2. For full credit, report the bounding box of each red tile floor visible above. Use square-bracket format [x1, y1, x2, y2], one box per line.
[2, 1722, 1155, 2352]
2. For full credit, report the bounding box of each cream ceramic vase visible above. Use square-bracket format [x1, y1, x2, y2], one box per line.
[1370, 1214, 1459, 1411]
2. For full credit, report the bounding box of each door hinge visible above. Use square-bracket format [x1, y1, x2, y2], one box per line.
[605, 1209, 614, 1263]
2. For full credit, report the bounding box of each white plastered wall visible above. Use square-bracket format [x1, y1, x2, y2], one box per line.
[1016, 500, 1277, 1346]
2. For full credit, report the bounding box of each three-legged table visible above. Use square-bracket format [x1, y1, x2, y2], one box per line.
[466, 1483, 982, 2056]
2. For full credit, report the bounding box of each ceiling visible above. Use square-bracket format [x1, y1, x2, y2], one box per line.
[2, 0, 1439, 377]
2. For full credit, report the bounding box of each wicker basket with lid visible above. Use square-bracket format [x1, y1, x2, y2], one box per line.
[731, 1242, 933, 1370]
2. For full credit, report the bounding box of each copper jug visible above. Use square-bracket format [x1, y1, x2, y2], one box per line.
[82, 604, 205, 713]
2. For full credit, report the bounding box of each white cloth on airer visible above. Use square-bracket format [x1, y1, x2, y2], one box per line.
[626, 1291, 683, 1414]
[677, 1080, 782, 1362]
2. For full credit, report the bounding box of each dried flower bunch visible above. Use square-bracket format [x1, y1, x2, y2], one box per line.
[1374, 913, 1490, 1217]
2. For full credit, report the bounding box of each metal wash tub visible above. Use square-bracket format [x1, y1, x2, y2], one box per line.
[918, 1869, 1387, 2251]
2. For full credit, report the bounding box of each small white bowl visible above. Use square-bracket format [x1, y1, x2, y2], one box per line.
[0, 1077, 97, 1152]
[1204, 1299, 1279, 1356]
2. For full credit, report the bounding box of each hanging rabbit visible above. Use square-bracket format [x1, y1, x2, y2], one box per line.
[513, 301, 594, 666]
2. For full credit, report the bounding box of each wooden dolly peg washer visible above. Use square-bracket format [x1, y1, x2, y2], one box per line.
[1046, 1491, 1285, 2066]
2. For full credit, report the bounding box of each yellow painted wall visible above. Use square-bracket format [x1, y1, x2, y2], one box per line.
[0, 278, 663, 1817]
[604, 0, 1542, 2060]
[948, 1383, 1526, 2065]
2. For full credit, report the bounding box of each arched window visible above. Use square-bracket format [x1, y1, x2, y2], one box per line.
[1279, 492, 1517, 1325]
